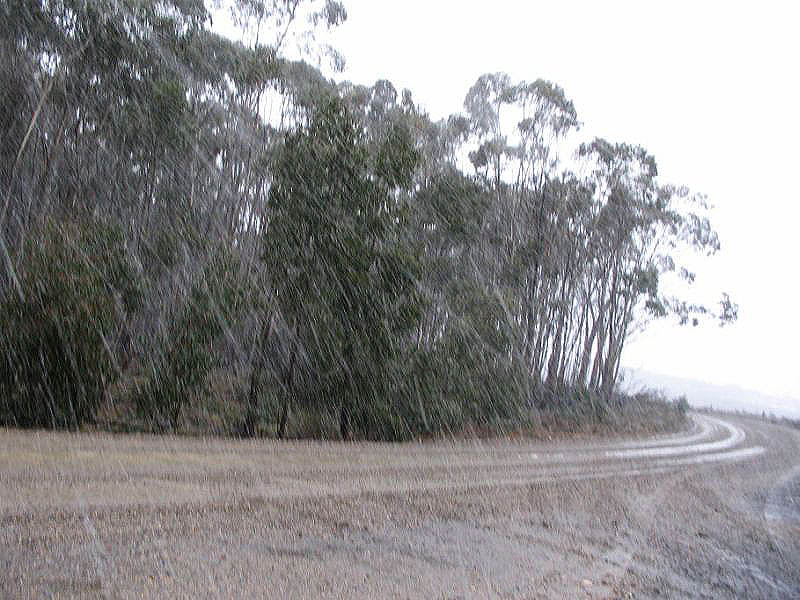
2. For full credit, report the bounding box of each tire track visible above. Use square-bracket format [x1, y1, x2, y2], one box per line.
[0, 413, 763, 518]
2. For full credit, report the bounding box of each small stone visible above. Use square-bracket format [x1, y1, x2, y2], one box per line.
[581, 579, 593, 588]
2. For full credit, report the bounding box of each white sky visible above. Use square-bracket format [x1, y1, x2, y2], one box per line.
[322, 1, 800, 400]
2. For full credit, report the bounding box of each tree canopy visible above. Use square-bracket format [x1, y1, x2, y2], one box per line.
[0, 0, 735, 437]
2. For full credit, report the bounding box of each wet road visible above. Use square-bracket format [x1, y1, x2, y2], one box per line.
[1, 413, 798, 598]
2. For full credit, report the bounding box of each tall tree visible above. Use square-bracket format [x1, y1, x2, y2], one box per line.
[263, 96, 420, 438]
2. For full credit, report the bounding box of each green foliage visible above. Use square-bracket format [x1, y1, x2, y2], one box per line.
[0, 6, 732, 441]
[674, 395, 690, 416]
[263, 96, 423, 437]
[136, 248, 252, 431]
[0, 217, 140, 428]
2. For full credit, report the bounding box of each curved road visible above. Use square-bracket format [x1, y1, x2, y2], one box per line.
[1, 412, 798, 598]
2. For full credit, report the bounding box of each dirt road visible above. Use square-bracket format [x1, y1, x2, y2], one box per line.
[1, 413, 798, 598]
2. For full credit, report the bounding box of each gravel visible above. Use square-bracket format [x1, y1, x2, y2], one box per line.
[1, 414, 798, 599]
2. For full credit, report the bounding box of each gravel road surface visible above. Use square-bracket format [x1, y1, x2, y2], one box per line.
[1, 413, 798, 598]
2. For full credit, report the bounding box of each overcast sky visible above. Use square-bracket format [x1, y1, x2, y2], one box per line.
[314, 0, 800, 401]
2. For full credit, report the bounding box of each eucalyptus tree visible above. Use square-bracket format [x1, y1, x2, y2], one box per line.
[262, 97, 421, 439]
[460, 74, 582, 381]
[452, 72, 732, 404]
[573, 139, 730, 394]
[464, 72, 515, 189]
[0, 0, 351, 430]
[1, 1, 736, 434]
[507, 80, 579, 379]
[0, 0, 214, 428]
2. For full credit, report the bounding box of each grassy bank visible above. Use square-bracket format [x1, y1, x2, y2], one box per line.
[89, 379, 689, 442]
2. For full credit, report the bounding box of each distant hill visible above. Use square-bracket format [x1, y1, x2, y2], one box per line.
[620, 368, 800, 420]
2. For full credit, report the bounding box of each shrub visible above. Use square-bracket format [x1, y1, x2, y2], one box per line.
[136, 248, 251, 431]
[674, 394, 690, 416]
[0, 217, 140, 428]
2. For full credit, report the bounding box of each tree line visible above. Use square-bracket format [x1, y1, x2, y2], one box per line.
[0, 0, 735, 438]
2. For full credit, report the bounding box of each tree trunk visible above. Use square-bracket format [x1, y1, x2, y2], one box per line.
[243, 314, 276, 438]
[277, 398, 291, 439]
[340, 400, 351, 441]
[276, 323, 296, 440]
